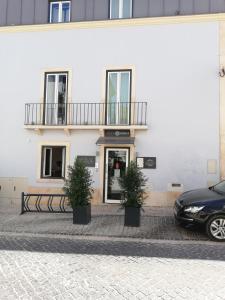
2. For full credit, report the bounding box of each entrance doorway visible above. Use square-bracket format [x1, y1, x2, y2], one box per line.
[104, 148, 129, 203]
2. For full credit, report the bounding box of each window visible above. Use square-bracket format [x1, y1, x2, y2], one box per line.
[106, 70, 131, 125]
[49, 1, 71, 23]
[44, 72, 68, 125]
[42, 146, 66, 178]
[109, 0, 132, 19]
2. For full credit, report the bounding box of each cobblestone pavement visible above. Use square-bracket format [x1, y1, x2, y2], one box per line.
[0, 207, 207, 240]
[0, 234, 225, 300]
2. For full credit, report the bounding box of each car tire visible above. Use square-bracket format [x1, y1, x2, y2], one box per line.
[206, 215, 225, 242]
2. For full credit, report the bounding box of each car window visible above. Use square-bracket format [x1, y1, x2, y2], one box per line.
[213, 181, 225, 194]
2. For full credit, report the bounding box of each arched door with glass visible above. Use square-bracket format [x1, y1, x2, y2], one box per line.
[106, 70, 131, 125]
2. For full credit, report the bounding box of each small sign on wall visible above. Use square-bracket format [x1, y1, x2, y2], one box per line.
[137, 157, 144, 168]
[105, 130, 130, 137]
[137, 157, 157, 169]
[77, 156, 96, 168]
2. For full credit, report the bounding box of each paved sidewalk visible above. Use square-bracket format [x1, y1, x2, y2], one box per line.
[0, 205, 208, 241]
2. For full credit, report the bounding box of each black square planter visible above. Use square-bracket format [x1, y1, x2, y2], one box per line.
[124, 206, 140, 227]
[73, 204, 91, 225]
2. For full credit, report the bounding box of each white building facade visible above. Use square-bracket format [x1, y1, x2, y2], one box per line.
[0, 0, 225, 207]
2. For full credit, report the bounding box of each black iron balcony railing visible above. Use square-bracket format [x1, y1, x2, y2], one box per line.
[24, 102, 148, 126]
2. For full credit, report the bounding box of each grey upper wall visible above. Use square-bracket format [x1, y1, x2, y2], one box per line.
[0, 0, 225, 26]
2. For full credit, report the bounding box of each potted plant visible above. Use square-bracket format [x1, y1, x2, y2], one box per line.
[64, 158, 93, 224]
[119, 161, 147, 227]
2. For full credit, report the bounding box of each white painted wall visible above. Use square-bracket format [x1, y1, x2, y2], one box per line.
[0, 21, 220, 193]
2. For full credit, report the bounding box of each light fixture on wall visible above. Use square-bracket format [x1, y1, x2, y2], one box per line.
[219, 67, 225, 77]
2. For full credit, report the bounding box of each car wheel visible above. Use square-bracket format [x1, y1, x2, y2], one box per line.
[206, 215, 225, 242]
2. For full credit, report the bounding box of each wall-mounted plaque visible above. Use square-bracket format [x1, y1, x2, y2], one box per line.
[105, 130, 130, 137]
[144, 157, 156, 169]
[137, 157, 144, 168]
[137, 157, 156, 169]
[77, 156, 96, 167]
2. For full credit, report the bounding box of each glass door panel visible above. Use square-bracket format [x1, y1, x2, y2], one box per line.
[110, 0, 120, 19]
[122, 0, 132, 18]
[50, 3, 60, 23]
[120, 72, 130, 125]
[107, 72, 117, 125]
[106, 71, 130, 125]
[45, 74, 56, 125]
[105, 148, 129, 203]
[45, 73, 67, 125]
[57, 74, 67, 125]
[62, 2, 70, 22]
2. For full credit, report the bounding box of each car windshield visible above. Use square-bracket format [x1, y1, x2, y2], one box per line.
[212, 181, 225, 194]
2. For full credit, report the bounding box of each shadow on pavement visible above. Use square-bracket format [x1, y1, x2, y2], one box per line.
[0, 234, 225, 261]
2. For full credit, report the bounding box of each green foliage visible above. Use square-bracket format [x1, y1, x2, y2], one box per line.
[119, 161, 147, 208]
[63, 158, 93, 208]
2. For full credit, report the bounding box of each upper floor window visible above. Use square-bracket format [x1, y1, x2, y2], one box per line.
[106, 70, 131, 125]
[44, 72, 68, 125]
[109, 0, 132, 19]
[49, 1, 71, 23]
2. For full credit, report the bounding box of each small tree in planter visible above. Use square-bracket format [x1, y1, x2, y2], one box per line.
[63, 158, 93, 224]
[119, 161, 147, 227]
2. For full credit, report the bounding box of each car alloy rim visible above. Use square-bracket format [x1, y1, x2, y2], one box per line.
[210, 218, 225, 240]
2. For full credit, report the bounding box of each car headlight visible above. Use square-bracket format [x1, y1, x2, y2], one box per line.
[184, 206, 205, 214]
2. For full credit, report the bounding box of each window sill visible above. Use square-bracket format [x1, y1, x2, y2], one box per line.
[37, 179, 65, 184]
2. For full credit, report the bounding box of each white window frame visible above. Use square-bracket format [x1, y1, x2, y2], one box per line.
[106, 70, 131, 125]
[43, 147, 52, 177]
[42, 146, 66, 179]
[109, 0, 132, 19]
[49, 1, 71, 23]
[61, 147, 66, 178]
[45, 72, 68, 125]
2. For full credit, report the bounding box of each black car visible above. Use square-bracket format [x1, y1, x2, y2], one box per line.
[174, 181, 225, 241]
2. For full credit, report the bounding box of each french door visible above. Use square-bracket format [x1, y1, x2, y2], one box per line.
[49, 1, 71, 23]
[44, 73, 68, 125]
[105, 148, 129, 203]
[106, 70, 131, 125]
[110, 0, 133, 19]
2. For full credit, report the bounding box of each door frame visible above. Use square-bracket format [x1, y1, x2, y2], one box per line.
[103, 147, 130, 204]
[43, 72, 68, 125]
[105, 69, 132, 126]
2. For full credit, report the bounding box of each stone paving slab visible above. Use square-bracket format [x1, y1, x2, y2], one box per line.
[0, 207, 208, 241]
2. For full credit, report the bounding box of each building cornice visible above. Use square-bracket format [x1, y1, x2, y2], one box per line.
[1, 13, 225, 34]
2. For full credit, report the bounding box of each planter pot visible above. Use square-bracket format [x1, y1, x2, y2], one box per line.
[73, 204, 91, 225]
[124, 206, 140, 227]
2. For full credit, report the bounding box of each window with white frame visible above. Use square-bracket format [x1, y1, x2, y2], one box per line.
[49, 1, 71, 23]
[42, 146, 66, 178]
[109, 0, 132, 19]
[44, 72, 68, 125]
[106, 70, 131, 125]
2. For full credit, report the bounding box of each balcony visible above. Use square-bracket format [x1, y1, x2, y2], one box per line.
[24, 102, 148, 132]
